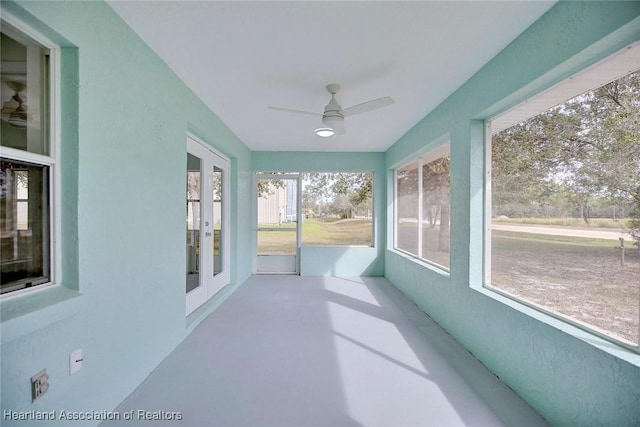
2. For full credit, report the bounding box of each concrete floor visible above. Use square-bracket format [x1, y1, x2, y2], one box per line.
[102, 276, 548, 426]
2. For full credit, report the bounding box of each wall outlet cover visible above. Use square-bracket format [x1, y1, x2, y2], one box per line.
[31, 369, 49, 401]
[70, 349, 83, 375]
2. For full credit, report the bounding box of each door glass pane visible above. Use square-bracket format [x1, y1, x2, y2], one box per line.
[212, 165, 222, 276]
[186, 153, 201, 293]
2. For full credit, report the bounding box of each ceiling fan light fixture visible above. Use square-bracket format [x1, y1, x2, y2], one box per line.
[269, 83, 394, 140]
[315, 127, 334, 138]
[8, 108, 28, 128]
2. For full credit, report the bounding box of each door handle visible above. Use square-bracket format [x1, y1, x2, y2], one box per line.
[205, 232, 212, 237]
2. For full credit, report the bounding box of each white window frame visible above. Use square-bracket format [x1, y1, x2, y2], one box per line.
[0, 13, 61, 298]
[484, 42, 640, 353]
[394, 143, 450, 272]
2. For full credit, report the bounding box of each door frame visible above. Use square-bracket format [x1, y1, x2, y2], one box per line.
[253, 173, 301, 274]
[186, 133, 230, 315]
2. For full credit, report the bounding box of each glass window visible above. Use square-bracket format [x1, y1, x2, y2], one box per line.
[396, 161, 419, 256]
[1, 27, 49, 155]
[420, 155, 450, 268]
[394, 145, 451, 270]
[1, 22, 53, 295]
[488, 66, 640, 348]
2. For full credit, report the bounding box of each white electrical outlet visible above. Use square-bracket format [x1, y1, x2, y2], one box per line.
[31, 369, 49, 401]
[69, 349, 83, 375]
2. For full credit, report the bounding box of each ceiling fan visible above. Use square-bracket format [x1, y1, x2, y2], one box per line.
[268, 84, 394, 137]
[1, 81, 29, 128]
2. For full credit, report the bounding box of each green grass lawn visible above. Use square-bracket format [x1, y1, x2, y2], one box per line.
[493, 230, 620, 248]
[302, 218, 372, 246]
[257, 218, 372, 254]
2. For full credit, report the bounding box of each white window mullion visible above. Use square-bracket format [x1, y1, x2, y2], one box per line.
[417, 159, 423, 259]
[484, 121, 492, 286]
[393, 170, 398, 250]
[0, 147, 55, 166]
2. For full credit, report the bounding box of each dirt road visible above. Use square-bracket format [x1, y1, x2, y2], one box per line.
[491, 223, 634, 242]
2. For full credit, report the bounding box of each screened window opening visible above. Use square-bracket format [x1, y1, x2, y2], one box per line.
[395, 145, 450, 270]
[487, 59, 640, 349]
[300, 172, 373, 247]
[255, 171, 374, 251]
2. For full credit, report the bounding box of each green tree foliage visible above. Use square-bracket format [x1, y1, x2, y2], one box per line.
[492, 70, 639, 242]
[302, 172, 372, 218]
[256, 175, 286, 198]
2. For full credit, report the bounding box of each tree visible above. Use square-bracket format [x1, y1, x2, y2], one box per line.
[422, 157, 450, 252]
[256, 177, 286, 198]
[302, 172, 372, 218]
[492, 70, 640, 241]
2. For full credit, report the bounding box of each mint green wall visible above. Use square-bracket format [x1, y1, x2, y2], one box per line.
[384, 2, 640, 426]
[0, 1, 253, 425]
[252, 151, 385, 276]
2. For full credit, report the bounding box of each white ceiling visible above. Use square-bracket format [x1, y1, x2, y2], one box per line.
[107, 1, 556, 152]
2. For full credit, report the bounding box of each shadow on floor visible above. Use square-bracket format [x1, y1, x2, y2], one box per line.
[101, 276, 547, 427]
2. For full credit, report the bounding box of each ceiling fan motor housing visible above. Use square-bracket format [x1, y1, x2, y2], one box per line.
[322, 95, 344, 127]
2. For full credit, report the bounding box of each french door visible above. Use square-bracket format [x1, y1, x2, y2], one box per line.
[186, 134, 230, 315]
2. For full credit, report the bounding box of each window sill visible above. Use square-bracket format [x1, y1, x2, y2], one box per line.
[1, 285, 84, 344]
[387, 248, 451, 277]
[470, 283, 640, 367]
[301, 244, 375, 248]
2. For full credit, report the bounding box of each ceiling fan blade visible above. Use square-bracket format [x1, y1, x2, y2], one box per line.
[343, 96, 394, 117]
[268, 106, 322, 117]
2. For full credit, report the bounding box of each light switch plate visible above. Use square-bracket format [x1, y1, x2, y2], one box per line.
[70, 349, 83, 375]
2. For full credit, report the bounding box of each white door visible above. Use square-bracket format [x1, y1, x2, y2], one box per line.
[186, 134, 230, 315]
[255, 174, 301, 274]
